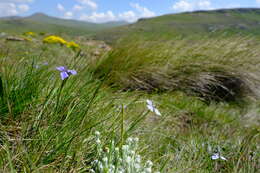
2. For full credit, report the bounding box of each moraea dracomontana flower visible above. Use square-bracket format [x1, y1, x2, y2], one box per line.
[146, 99, 161, 116]
[56, 66, 77, 80]
[211, 153, 227, 161]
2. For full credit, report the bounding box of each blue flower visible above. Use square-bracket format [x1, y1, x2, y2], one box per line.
[56, 66, 77, 80]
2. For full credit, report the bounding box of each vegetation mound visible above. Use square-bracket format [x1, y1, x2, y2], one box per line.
[94, 36, 260, 102]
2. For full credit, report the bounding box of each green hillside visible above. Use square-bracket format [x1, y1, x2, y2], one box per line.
[95, 8, 260, 43]
[0, 13, 127, 36]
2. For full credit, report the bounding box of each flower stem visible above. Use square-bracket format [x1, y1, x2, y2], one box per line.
[120, 104, 125, 148]
[55, 79, 67, 114]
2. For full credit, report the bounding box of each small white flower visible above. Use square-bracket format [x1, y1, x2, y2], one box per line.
[92, 160, 98, 165]
[146, 100, 154, 112]
[211, 153, 227, 161]
[127, 137, 133, 143]
[96, 139, 101, 144]
[122, 145, 129, 151]
[144, 167, 152, 173]
[130, 151, 135, 155]
[146, 160, 153, 167]
[146, 99, 161, 116]
[95, 131, 100, 136]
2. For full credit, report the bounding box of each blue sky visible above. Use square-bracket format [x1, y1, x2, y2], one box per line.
[1, 0, 260, 23]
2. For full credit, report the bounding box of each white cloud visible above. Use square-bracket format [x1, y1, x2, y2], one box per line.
[73, 4, 84, 11]
[77, 3, 155, 23]
[79, 11, 116, 23]
[57, 3, 65, 12]
[172, 0, 214, 12]
[130, 3, 155, 18]
[198, 0, 211, 9]
[64, 11, 74, 19]
[257, 0, 260, 5]
[76, 0, 97, 10]
[0, 2, 32, 17]
[0, 3, 18, 16]
[118, 11, 136, 22]
[172, 0, 194, 12]
[0, 0, 33, 17]
[18, 4, 29, 12]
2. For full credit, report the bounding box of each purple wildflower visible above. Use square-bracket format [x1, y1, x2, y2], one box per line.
[56, 66, 77, 80]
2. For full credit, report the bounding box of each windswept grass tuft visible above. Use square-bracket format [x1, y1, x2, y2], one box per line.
[94, 36, 260, 102]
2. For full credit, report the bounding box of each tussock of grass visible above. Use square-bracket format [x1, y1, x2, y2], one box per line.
[95, 36, 260, 102]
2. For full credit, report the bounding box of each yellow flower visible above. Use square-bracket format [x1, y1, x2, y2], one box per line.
[66, 41, 80, 51]
[24, 31, 36, 37]
[43, 35, 67, 45]
[42, 35, 80, 51]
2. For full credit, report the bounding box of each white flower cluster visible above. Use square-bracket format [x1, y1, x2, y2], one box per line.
[91, 131, 159, 173]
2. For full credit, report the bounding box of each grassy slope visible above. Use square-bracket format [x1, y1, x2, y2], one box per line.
[0, 13, 127, 36]
[0, 30, 259, 172]
[95, 8, 260, 43]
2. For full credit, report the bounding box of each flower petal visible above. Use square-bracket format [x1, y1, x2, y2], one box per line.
[154, 108, 161, 116]
[220, 156, 227, 161]
[146, 99, 153, 106]
[147, 105, 155, 112]
[56, 66, 66, 72]
[68, 69, 77, 75]
[211, 153, 220, 160]
[60, 72, 69, 80]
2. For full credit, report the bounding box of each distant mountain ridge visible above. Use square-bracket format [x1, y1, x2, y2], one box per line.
[94, 8, 260, 43]
[0, 12, 128, 36]
[2, 8, 260, 40]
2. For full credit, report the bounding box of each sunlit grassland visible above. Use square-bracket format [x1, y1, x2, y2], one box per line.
[0, 35, 259, 172]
